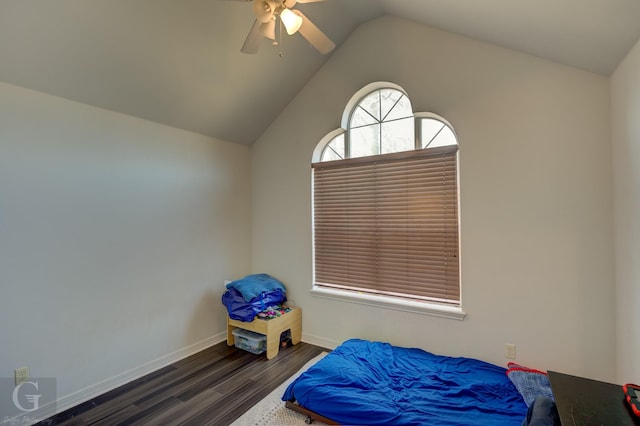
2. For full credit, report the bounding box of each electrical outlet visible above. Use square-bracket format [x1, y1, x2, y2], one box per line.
[504, 344, 516, 360]
[15, 366, 29, 385]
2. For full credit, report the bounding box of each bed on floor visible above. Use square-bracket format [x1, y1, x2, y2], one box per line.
[282, 339, 553, 426]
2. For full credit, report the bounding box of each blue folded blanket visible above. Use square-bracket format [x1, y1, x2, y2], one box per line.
[226, 273, 286, 302]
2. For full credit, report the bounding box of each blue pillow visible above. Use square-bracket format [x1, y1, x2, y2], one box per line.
[507, 366, 555, 407]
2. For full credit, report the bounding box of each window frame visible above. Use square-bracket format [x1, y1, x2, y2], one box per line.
[311, 83, 465, 320]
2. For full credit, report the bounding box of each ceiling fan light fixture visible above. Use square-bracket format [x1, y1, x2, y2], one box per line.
[240, 0, 334, 55]
[253, 0, 277, 23]
[280, 8, 303, 35]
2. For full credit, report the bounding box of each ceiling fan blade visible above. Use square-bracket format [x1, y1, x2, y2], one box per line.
[241, 19, 263, 54]
[293, 10, 335, 54]
[282, 0, 325, 6]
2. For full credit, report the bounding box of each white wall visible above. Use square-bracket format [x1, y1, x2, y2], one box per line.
[0, 82, 251, 412]
[612, 38, 640, 384]
[252, 16, 615, 381]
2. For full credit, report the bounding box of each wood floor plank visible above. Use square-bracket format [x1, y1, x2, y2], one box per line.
[133, 352, 255, 410]
[38, 341, 327, 425]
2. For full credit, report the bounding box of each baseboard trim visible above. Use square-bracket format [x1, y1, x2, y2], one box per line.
[301, 332, 340, 350]
[15, 332, 227, 425]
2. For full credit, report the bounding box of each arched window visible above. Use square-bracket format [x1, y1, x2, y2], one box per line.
[312, 83, 462, 314]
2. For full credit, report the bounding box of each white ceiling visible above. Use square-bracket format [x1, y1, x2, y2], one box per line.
[1, 0, 639, 145]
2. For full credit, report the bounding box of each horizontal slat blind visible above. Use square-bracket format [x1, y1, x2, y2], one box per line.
[313, 146, 460, 305]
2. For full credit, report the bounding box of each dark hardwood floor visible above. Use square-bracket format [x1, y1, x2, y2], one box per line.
[37, 341, 327, 426]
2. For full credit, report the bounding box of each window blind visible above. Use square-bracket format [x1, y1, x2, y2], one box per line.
[312, 145, 460, 305]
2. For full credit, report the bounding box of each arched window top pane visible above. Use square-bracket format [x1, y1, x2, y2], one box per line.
[350, 125, 380, 158]
[349, 88, 413, 129]
[321, 133, 345, 162]
[421, 118, 457, 149]
[356, 91, 383, 122]
[313, 83, 458, 164]
[350, 106, 379, 128]
[382, 117, 414, 154]
[384, 92, 413, 122]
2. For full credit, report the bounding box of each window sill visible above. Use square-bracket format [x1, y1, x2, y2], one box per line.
[310, 286, 466, 321]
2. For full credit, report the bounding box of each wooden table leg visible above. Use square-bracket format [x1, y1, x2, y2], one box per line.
[266, 334, 280, 360]
[289, 308, 302, 345]
[227, 322, 235, 346]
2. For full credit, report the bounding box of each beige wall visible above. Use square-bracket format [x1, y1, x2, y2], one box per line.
[251, 16, 615, 381]
[612, 38, 640, 384]
[0, 82, 251, 411]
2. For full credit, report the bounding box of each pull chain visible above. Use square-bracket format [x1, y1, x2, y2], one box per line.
[277, 16, 284, 58]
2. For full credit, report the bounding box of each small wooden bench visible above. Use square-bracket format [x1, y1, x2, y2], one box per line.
[227, 307, 301, 359]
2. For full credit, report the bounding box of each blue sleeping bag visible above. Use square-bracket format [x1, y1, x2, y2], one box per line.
[282, 339, 528, 425]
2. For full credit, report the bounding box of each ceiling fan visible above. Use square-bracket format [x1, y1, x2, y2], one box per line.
[234, 0, 335, 55]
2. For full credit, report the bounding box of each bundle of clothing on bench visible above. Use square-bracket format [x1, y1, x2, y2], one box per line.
[221, 273, 288, 322]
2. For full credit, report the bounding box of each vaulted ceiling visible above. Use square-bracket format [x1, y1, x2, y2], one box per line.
[1, 0, 639, 145]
